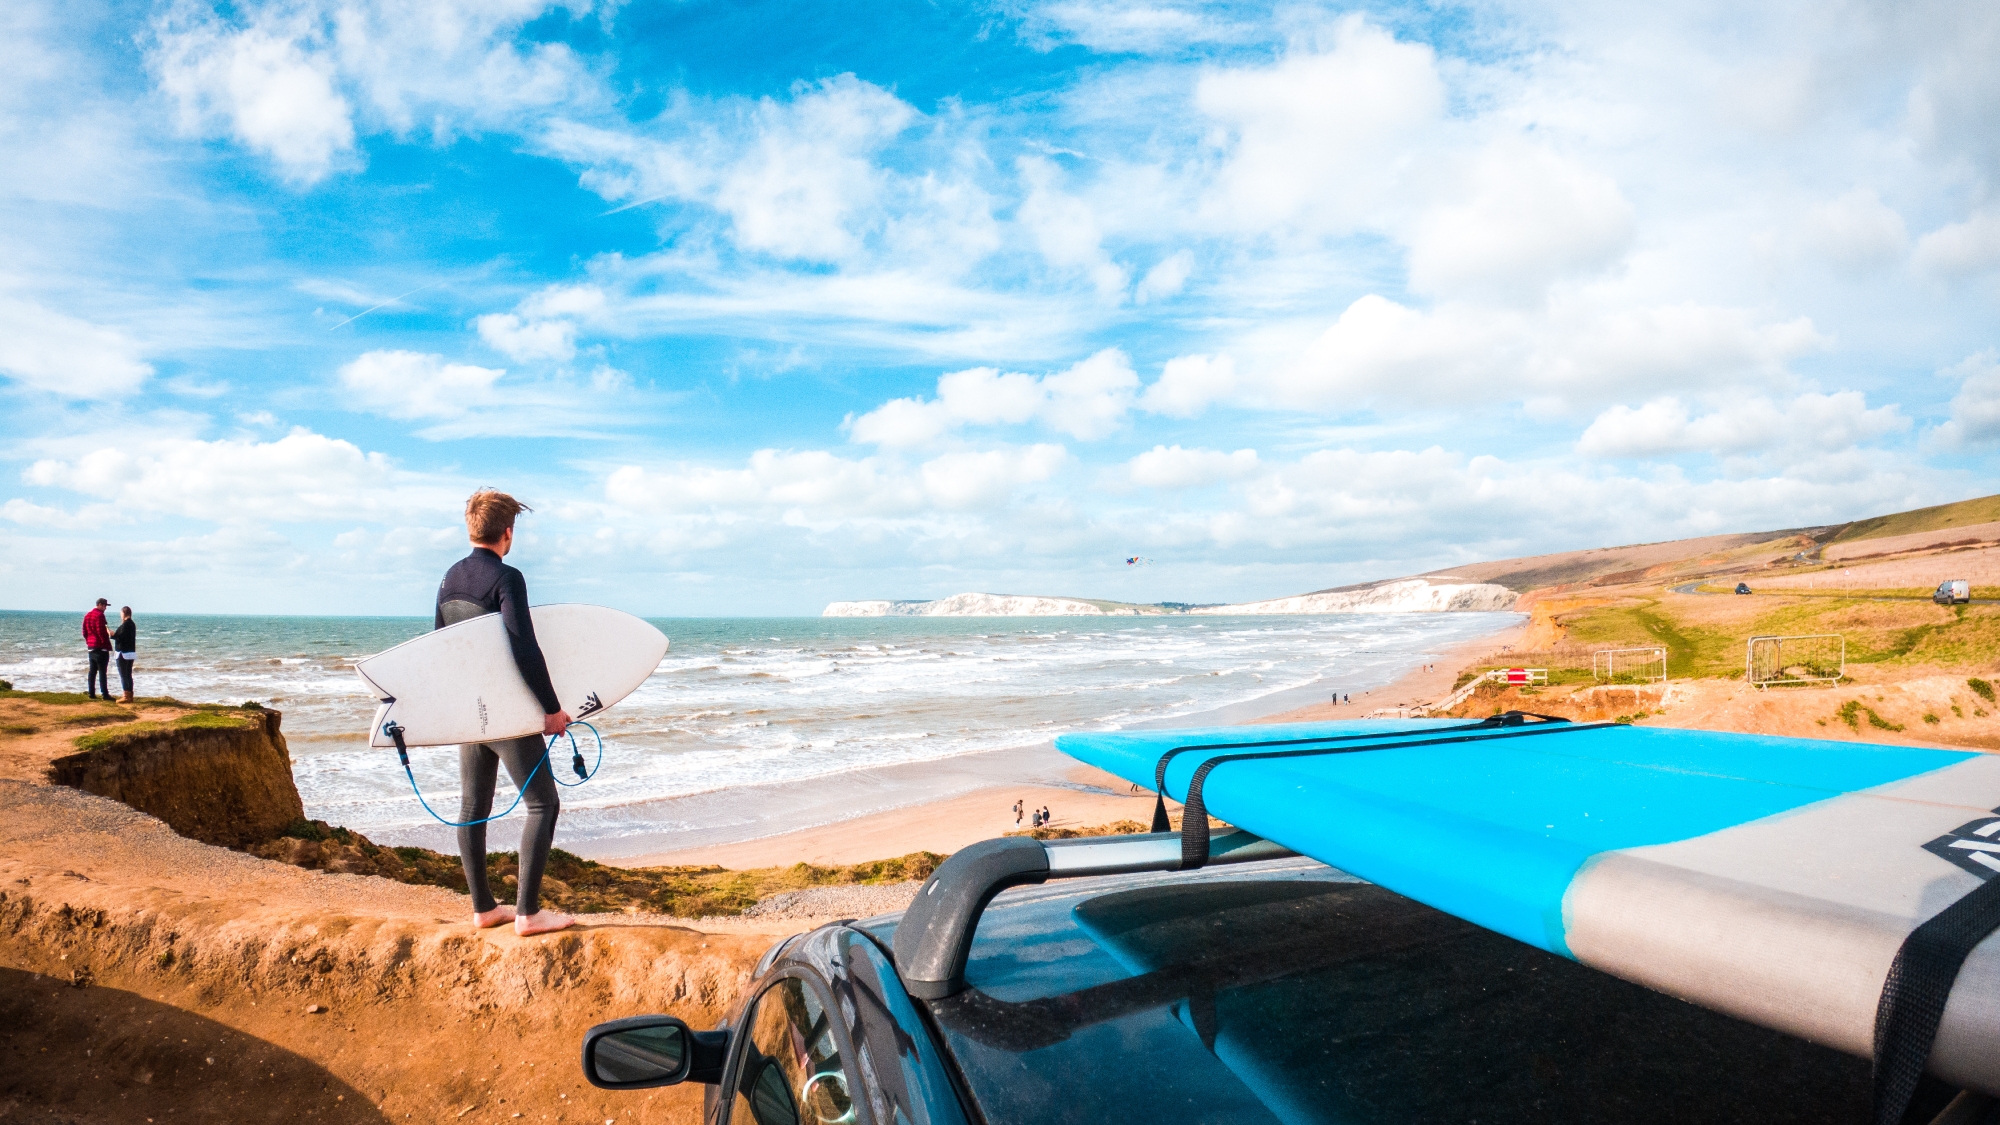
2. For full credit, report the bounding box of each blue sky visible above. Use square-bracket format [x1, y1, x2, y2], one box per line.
[3, 0, 1997, 616]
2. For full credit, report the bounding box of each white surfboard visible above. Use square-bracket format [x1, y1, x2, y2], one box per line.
[355, 604, 669, 748]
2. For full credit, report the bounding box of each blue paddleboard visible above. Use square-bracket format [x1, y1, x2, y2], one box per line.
[1055, 719, 2000, 1095]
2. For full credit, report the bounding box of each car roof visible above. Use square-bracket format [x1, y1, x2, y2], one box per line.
[858, 858, 1878, 1125]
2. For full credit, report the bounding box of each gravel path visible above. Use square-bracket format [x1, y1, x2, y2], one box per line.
[742, 881, 923, 921]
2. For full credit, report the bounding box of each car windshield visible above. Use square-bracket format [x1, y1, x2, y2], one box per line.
[898, 859, 1873, 1124]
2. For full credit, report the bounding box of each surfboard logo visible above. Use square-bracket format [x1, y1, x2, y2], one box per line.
[1923, 812, 2000, 879]
[574, 691, 604, 719]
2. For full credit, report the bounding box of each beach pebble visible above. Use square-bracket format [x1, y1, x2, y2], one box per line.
[305, 1004, 326, 1014]
[743, 882, 921, 921]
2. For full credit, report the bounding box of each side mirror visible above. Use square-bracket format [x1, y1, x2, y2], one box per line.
[581, 1016, 728, 1089]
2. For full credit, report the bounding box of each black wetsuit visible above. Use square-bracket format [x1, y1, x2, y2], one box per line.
[436, 547, 562, 917]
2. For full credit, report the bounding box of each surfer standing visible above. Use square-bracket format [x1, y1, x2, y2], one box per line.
[438, 490, 575, 936]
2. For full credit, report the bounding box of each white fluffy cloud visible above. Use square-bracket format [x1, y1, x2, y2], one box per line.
[152, 14, 354, 183]
[22, 429, 454, 522]
[604, 443, 1068, 518]
[1404, 142, 1634, 301]
[1016, 157, 1128, 296]
[848, 349, 1139, 446]
[149, 0, 600, 184]
[1799, 188, 1909, 273]
[475, 313, 576, 363]
[0, 296, 153, 398]
[1128, 444, 1258, 488]
[1239, 295, 1828, 414]
[1577, 392, 1908, 458]
[1914, 209, 2000, 280]
[1134, 250, 1193, 303]
[920, 445, 1068, 509]
[1196, 16, 1444, 232]
[1139, 353, 1237, 418]
[541, 75, 935, 267]
[1931, 351, 2000, 448]
[338, 349, 504, 419]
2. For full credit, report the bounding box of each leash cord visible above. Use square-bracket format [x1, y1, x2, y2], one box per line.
[385, 720, 601, 828]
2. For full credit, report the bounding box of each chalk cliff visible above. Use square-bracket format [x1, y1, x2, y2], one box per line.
[1191, 578, 1519, 615]
[825, 593, 1124, 617]
[824, 579, 1517, 617]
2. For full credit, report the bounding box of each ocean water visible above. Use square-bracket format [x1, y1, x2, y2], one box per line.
[0, 609, 1516, 855]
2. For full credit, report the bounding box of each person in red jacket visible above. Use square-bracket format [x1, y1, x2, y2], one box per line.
[81, 598, 112, 700]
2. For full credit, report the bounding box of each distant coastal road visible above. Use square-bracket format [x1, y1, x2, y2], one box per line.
[1667, 580, 1996, 604]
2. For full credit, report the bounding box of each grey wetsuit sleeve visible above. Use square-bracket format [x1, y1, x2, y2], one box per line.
[499, 566, 561, 715]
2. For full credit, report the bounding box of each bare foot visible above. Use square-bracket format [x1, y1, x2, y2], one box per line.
[514, 910, 575, 936]
[472, 905, 516, 929]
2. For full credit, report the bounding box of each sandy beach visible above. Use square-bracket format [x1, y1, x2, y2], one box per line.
[628, 762, 1162, 867]
[628, 618, 1532, 867]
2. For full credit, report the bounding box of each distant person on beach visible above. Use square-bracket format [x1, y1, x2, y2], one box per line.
[1013, 799, 1023, 827]
[437, 490, 573, 937]
[112, 607, 136, 703]
[82, 598, 112, 700]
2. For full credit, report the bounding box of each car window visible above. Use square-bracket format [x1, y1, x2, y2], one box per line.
[924, 866, 1877, 1125]
[729, 976, 858, 1125]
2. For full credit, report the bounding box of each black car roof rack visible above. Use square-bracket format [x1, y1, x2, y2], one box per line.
[892, 829, 1296, 999]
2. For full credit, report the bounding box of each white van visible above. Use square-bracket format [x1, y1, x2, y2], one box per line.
[1934, 579, 1971, 604]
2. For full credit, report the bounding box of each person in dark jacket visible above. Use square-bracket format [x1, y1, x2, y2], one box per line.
[112, 607, 137, 704]
[438, 490, 574, 937]
[82, 598, 112, 699]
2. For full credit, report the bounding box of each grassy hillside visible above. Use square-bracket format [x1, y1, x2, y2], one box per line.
[1404, 493, 1999, 595]
[1485, 594, 2000, 682]
[1828, 493, 2000, 544]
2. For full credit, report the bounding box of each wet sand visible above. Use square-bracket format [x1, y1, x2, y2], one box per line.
[1253, 624, 1527, 724]
[629, 763, 1165, 868]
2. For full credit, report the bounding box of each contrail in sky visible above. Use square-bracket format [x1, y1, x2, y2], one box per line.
[329, 281, 441, 329]
[599, 193, 670, 217]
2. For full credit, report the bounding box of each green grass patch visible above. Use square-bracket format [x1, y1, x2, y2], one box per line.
[1828, 493, 2000, 543]
[1972, 678, 1996, 704]
[1836, 699, 1904, 732]
[71, 708, 258, 753]
[1559, 599, 1738, 677]
[1, 689, 101, 705]
[467, 846, 948, 916]
[265, 818, 955, 917]
[1558, 595, 2000, 678]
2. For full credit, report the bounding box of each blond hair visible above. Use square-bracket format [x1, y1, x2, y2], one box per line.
[465, 490, 530, 544]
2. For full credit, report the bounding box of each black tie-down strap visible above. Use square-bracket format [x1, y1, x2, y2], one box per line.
[1168, 712, 1605, 870]
[1147, 715, 1522, 833]
[1872, 874, 2000, 1125]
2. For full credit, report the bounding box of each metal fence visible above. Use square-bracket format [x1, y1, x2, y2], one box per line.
[1592, 646, 1668, 684]
[1746, 633, 1845, 689]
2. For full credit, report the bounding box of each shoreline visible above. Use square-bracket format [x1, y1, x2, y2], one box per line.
[627, 615, 1529, 868]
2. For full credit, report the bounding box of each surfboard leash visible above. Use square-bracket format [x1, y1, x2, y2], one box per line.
[382, 720, 603, 827]
[1164, 712, 1614, 870]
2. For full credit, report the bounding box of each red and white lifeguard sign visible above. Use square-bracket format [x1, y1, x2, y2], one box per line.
[1505, 668, 1529, 684]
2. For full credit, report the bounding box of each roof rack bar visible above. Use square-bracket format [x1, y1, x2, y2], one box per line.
[892, 829, 1296, 1000]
